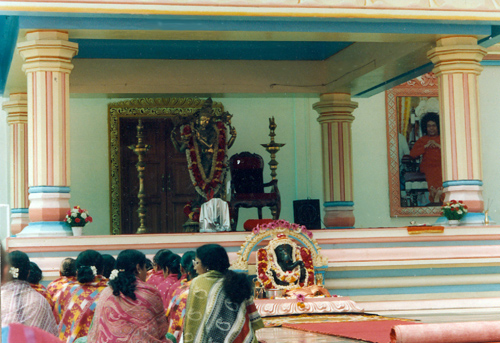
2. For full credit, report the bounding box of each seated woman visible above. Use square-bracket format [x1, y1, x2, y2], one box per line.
[87, 249, 171, 343]
[56, 250, 108, 343]
[183, 244, 264, 343]
[1, 250, 58, 336]
[28, 261, 54, 308]
[147, 249, 172, 288]
[163, 251, 193, 308]
[157, 252, 182, 308]
[165, 251, 196, 341]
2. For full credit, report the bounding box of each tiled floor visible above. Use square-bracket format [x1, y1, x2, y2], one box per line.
[256, 311, 500, 343]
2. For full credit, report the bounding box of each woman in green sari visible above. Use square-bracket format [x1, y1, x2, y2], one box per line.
[183, 244, 264, 343]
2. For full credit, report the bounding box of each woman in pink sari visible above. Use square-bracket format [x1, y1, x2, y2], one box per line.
[146, 249, 171, 289]
[88, 249, 172, 343]
[157, 252, 182, 308]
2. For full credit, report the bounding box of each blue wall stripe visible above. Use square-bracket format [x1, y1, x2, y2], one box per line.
[326, 266, 500, 279]
[482, 60, 500, 66]
[331, 283, 500, 296]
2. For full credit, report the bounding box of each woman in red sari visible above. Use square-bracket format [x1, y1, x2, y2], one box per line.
[56, 250, 107, 343]
[163, 251, 194, 309]
[47, 258, 77, 315]
[166, 251, 196, 341]
[157, 252, 182, 308]
[88, 249, 171, 343]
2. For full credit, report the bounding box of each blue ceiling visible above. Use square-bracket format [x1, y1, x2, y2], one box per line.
[72, 39, 352, 60]
[1, 12, 500, 96]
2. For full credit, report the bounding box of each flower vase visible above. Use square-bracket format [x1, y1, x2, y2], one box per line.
[71, 226, 84, 236]
[447, 219, 460, 226]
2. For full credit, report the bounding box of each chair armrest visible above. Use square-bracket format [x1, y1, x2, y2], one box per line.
[263, 179, 279, 192]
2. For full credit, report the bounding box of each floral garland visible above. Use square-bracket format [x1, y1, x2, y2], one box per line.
[183, 201, 200, 222]
[257, 233, 315, 290]
[182, 121, 227, 199]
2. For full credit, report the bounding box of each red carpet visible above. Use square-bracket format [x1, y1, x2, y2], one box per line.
[283, 320, 417, 343]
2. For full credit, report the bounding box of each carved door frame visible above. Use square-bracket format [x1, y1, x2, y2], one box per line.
[108, 97, 225, 235]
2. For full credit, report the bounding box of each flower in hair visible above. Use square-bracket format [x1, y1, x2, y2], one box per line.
[90, 266, 97, 277]
[9, 267, 19, 279]
[109, 269, 119, 280]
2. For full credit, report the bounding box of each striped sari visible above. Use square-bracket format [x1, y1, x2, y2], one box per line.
[183, 271, 264, 343]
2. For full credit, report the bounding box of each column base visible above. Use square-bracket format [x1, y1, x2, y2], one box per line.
[443, 182, 484, 213]
[324, 202, 355, 228]
[16, 221, 73, 237]
[10, 208, 29, 236]
[29, 187, 70, 222]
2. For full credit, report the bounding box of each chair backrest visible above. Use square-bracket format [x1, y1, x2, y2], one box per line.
[229, 152, 264, 194]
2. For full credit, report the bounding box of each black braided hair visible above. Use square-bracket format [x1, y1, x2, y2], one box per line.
[108, 249, 146, 300]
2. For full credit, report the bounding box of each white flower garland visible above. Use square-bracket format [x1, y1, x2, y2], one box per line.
[9, 267, 19, 279]
[90, 266, 97, 277]
[109, 269, 119, 280]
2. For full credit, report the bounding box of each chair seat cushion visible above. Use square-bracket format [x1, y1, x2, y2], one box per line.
[233, 193, 277, 201]
[243, 219, 274, 231]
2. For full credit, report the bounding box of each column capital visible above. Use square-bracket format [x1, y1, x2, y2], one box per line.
[3, 93, 28, 125]
[427, 36, 487, 76]
[313, 93, 358, 124]
[17, 30, 78, 74]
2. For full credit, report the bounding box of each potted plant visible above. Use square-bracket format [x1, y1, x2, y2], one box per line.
[65, 206, 93, 236]
[441, 200, 468, 225]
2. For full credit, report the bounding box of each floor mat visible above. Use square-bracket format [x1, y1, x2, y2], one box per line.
[282, 320, 417, 343]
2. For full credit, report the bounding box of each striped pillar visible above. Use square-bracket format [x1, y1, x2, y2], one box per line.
[427, 36, 487, 223]
[313, 93, 358, 228]
[3, 93, 29, 235]
[16, 30, 78, 236]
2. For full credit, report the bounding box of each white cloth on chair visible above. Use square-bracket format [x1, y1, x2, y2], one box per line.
[199, 198, 231, 232]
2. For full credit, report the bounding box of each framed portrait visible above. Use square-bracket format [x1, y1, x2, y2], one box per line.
[386, 73, 442, 217]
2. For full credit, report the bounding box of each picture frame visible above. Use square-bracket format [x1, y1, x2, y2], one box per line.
[385, 73, 442, 217]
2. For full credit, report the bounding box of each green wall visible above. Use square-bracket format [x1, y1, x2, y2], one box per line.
[2, 66, 500, 236]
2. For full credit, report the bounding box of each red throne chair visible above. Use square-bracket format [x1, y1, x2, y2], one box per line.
[229, 151, 281, 231]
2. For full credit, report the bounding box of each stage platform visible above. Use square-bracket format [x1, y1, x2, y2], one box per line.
[255, 296, 364, 317]
[5, 224, 500, 314]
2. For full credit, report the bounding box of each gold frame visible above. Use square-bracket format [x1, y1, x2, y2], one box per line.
[108, 97, 224, 235]
[385, 73, 442, 217]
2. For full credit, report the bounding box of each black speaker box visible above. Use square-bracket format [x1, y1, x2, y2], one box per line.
[293, 199, 321, 230]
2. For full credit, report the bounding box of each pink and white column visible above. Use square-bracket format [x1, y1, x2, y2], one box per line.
[313, 93, 358, 228]
[3, 93, 29, 235]
[16, 30, 78, 236]
[427, 36, 487, 223]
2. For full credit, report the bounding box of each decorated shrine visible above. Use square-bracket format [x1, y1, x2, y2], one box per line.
[232, 220, 363, 317]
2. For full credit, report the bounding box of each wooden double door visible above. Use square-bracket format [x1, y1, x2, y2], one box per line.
[119, 118, 196, 234]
